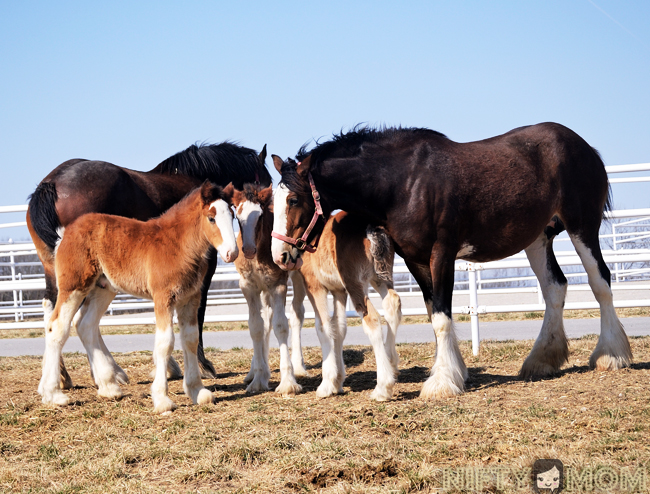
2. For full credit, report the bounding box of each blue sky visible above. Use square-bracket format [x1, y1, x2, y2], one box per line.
[1, 1, 648, 239]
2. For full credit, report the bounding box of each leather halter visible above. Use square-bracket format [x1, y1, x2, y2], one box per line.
[271, 172, 323, 253]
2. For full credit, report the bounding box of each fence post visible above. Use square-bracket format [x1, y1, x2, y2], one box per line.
[468, 262, 480, 356]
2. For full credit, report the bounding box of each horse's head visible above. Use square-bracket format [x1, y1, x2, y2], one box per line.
[200, 181, 239, 263]
[231, 183, 273, 259]
[270, 155, 325, 270]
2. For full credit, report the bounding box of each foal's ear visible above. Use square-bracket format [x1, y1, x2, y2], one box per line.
[272, 154, 283, 174]
[259, 184, 273, 208]
[258, 144, 267, 163]
[221, 182, 235, 205]
[200, 180, 220, 205]
[296, 155, 311, 177]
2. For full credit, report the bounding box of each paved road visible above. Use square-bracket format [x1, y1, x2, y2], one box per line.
[1, 317, 648, 357]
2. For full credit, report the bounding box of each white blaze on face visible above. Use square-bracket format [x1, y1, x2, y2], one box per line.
[236, 199, 263, 257]
[271, 184, 290, 264]
[209, 199, 238, 263]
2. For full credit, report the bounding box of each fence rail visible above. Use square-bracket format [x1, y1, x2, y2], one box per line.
[1, 163, 649, 356]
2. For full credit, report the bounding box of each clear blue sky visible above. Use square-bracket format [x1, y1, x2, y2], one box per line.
[1, 1, 648, 239]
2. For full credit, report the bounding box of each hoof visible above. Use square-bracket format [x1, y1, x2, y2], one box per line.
[196, 388, 213, 405]
[518, 360, 560, 380]
[153, 396, 177, 414]
[420, 373, 464, 400]
[370, 384, 394, 402]
[246, 377, 270, 394]
[590, 353, 632, 371]
[275, 381, 302, 397]
[97, 383, 124, 400]
[42, 391, 70, 406]
[114, 365, 130, 385]
[292, 365, 310, 378]
[316, 380, 339, 398]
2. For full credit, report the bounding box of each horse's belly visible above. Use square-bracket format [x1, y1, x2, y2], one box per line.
[100, 273, 152, 301]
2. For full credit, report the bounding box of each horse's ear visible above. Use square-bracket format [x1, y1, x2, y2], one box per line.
[272, 155, 283, 174]
[200, 180, 219, 205]
[230, 187, 244, 207]
[221, 182, 235, 205]
[296, 155, 311, 177]
[259, 144, 267, 163]
[259, 184, 273, 207]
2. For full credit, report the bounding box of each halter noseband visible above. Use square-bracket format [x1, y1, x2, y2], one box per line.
[272, 172, 323, 254]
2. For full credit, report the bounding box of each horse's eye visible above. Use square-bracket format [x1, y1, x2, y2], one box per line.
[288, 197, 298, 207]
[208, 216, 216, 224]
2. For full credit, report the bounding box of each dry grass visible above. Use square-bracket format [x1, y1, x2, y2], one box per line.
[1, 336, 650, 493]
[2, 306, 649, 340]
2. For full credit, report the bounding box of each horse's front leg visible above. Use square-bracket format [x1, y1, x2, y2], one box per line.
[151, 300, 177, 413]
[177, 298, 213, 406]
[241, 284, 271, 393]
[288, 271, 308, 377]
[270, 283, 301, 396]
[409, 246, 468, 400]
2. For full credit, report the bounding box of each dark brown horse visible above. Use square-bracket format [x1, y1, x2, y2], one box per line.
[28, 142, 271, 384]
[271, 123, 633, 400]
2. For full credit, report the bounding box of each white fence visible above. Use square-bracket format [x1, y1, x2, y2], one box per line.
[1, 164, 649, 355]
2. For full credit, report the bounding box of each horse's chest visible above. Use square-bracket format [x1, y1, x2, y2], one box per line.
[237, 259, 287, 291]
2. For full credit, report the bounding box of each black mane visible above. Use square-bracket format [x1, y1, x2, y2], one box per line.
[152, 141, 272, 189]
[296, 126, 447, 165]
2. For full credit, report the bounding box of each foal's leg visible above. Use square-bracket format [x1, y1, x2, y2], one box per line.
[345, 280, 395, 401]
[288, 272, 308, 377]
[270, 283, 302, 396]
[569, 232, 632, 370]
[331, 290, 348, 394]
[39, 290, 86, 405]
[177, 299, 213, 406]
[372, 280, 402, 373]
[408, 251, 468, 400]
[241, 284, 271, 393]
[520, 233, 570, 378]
[307, 286, 341, 398]
[74, 288, 127, 399]
[151, 300, 177, 413]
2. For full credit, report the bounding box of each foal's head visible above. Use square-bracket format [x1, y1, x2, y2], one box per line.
[231, 183, 273, 259]
[270, 155, 325, 270]
[199, 181, 238, 263]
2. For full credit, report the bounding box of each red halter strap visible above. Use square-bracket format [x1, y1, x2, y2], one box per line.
[272, 172, 323, 253]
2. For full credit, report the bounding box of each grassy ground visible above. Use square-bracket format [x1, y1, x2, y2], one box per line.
[2, 307, 649, 340]
[1, 336, 649, 493]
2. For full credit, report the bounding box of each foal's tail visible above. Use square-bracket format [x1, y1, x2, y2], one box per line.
[27, 182, 62, 251]
[366, 226, 395, 285]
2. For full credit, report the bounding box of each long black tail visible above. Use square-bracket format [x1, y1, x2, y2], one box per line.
[28, 182, 61, 250]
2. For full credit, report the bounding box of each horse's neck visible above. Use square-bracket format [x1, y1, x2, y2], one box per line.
[255, 206, 276, 266]
[157, 201, 210, 262]
[315, 165, 382, 222]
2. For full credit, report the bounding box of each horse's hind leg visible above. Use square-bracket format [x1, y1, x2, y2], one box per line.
[331, 290, 348, 394]
[177, 299, 213, 406]
[196, 248, 219, 379]
[289, 271, 308, 377]
[39, 290, 86, 405]
[569, 232, 632, 370]
[520, 233, 569, 379]
[74, 288, 126, 399]
[345, 280, 395, 401]
[372, 280, 402, 373]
